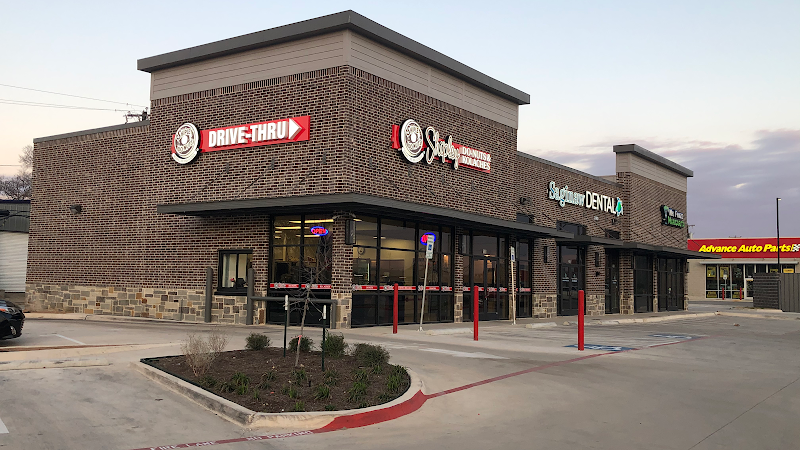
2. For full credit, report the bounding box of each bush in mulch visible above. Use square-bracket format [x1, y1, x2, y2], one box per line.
[149, 337, 410, 413]
[245, 333, 271, 351]
[288, 336, 314, 353]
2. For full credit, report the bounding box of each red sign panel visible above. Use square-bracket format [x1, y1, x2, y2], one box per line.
[688, 238, 800, 258]
[200, 116, 310, 152]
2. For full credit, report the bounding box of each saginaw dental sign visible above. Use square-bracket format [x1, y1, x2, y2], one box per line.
[171, 116, 310, 164]
[390, 119, 491, 172]
[548, 182, 623, 216]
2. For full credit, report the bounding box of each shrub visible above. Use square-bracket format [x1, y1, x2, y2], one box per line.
[352, 343, 389, 367]
[370, 364, 383, 375]
[323, 369, 338, 386]
[198, 375, 217, 389]
[347, 381, 368, 403]
[218, 382, 235, 393]
[321, 333, 347, 358]
[353, 368, 370, 384]
[313, 385, 331, 400]
[289, 336, 313, 352]
[245, 333, 271, 351]
[377, 392, 394, 403]
[281, 384, 299, 399]
[357, 401, 369, 409]
[235, 384, 249, 395]
[390, 365, 408, 378]
[292, 368, 307, 383]
[181, 333, 215, 377]
[291, 401, 305, 412]
[252, 389, 261, 401]
[324, 404, 336, 411]
[208, 328, 229, 356]
[386, 375, 402, 393]
[231, 372, 250, 387]
[261, 370, 277, 382]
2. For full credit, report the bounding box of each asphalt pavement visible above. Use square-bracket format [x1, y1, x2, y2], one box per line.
[0, 312, 798, 450]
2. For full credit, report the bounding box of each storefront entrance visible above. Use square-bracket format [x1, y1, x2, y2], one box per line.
[558, 245, 585, 316]
[605, 250, 620, 314]
[658, 258, 685, 311]
[472, 257, 504, 320]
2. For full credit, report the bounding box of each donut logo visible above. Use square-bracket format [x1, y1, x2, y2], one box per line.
[172, 123, 200, 164]
[399, 119, 425, 163]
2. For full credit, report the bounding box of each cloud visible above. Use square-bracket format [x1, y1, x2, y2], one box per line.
[526, 129, 800, 238]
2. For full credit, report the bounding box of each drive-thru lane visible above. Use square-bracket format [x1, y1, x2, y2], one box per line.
[0, 315, 797, 450]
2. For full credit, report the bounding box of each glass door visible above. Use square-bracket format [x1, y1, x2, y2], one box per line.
[473, 257, 500, 320]
[605, 250, 620, 314]
[558, 246, 585, 316]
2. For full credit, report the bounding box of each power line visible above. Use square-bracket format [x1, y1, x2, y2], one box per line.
[0, 83, 148, 109]
[0, 99, 129, 112]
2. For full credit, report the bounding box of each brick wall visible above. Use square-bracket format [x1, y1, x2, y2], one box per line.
[753, 273, 780, 309]
[27, 62, 690, 323]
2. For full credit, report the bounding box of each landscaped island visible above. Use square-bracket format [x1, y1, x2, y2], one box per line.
[145, 333, 410, 413]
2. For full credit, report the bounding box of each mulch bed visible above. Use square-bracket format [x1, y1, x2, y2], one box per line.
[147, 347, 410, 413]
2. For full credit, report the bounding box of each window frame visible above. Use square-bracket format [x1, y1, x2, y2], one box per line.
[217, 249, 253, 295]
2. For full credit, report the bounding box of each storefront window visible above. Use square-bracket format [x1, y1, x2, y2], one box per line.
[353, 247, 376, 285]
[351, 217, 454, 326]
[633, 255, 653, 312]
[219, 250, 253, 292]
[271, 215, 332, 288]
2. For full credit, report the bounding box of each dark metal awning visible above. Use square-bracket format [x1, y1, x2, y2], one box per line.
[555, 235, 624, 247]
[157, 193, 572, 239]
[621, 242, 721, 259]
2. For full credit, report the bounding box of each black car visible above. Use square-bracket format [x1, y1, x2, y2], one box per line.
[0, 300, 25, 339]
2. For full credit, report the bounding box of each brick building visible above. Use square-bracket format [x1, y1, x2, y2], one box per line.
[26, 11, 714, 327]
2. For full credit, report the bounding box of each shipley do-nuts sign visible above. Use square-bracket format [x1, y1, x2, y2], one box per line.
[548, 181, 623, 216]
[390, 119, 491, 172]
[171, 116, 310, 164]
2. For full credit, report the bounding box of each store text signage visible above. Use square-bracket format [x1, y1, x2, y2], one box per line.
[689, 238, 800, 258]
[171, 116, 310, 164]
[390, 119, 491, 172]
[661, 205, 685, 228]
[548, 182, 623, 216]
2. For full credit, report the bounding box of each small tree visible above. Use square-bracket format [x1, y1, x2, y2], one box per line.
[0, 145, 32, 200]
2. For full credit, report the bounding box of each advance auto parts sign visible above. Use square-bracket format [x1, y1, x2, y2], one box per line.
[171, 116, 310, 164]
[689, 238, 800, 259]
[390, 119, 491, 172]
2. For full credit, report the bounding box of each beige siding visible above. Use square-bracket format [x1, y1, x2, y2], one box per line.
[348, 32, 518, 128]
[148, 30, 519, 128]
[687, 259, 706, 301]
[616, 153, 687, 192]
[150, 32, 347, 100]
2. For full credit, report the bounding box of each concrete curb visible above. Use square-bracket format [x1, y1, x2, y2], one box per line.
[525, 322, 558, 329]
[0, 343, 177, 362]
[426, 328, 472, 335]
[718, 311, 800, 321]
[132, 361, 424, 430]
[0, 357, 109, 371]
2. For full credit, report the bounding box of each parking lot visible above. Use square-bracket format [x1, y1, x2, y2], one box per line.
[0, 313, 798, 450]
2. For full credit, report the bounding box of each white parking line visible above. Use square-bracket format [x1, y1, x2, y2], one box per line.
[39, 334, 87, 345]
[0, 416, 8, 434]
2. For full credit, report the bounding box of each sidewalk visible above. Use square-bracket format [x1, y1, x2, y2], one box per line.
[24, 307, 800, 333]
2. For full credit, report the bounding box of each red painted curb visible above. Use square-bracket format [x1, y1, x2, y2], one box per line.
[315, 390, 428, 433]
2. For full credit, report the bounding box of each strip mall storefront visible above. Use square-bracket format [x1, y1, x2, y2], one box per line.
[26, 11, 713, 328]
[688, 238, 799, 300]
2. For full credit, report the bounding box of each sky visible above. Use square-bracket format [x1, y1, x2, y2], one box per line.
[1, 0, 798, 238]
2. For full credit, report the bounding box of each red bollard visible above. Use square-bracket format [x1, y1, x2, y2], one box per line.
[578, 289, 585, 351]
[393, 283, 399, 334]
[722, 286, 725, 300]
[473, 285, 479, 341]
[739, 287, 743, 300]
